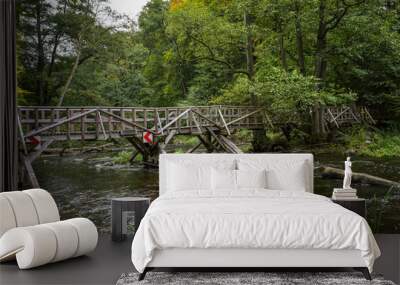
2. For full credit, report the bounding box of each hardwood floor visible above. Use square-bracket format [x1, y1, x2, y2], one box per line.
[0, 234, 133, 285]
[374, 234, 400, 284]
[0, 234, 399, 285]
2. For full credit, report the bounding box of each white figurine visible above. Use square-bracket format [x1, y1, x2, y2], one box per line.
[343, 157, 352, 189]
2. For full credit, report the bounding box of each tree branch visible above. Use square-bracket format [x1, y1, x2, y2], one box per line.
[324, 0, 366, 34]
[187, 33, 216, 58]
[325, 7, 348, 33]
[192, 56, 249, 76]
[78, 54, 94, 65]
[186, 33, 250, 78]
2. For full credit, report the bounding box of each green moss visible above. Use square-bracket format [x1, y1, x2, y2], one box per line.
[134, 153, 143, 162]
[174, 148, 185, 154]
[173, 136, 199, 146]
[239, 143, 253, 153]
[112, 151, 132, 164]
[232, 130, 252, 143]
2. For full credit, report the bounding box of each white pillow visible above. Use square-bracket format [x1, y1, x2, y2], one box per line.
[167, 162, 211, 191]
[211, 168, 237, 190]
[236, 169, 267, 189]
[266, 161, 307, 191]
[237, 159, 308, 191]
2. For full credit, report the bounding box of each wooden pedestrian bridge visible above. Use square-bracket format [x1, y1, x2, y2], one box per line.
[18, 105, 267, 140]
[17, 105, 270, 187]
[17, 105, 374, 187]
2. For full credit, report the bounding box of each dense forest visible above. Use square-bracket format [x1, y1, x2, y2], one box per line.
[16, 0, 400, 148]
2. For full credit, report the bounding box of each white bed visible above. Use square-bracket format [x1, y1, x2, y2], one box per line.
[131, 154, 380, 280]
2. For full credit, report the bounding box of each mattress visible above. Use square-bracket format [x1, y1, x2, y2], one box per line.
[131, 190, 380, 273]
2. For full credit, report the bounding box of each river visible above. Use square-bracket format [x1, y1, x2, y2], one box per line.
[33, 153, 400, 233]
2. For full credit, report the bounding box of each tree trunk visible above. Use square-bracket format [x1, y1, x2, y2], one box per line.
[313, 35, 327, 138]
[35, 0, 45, 105]
[311, 0, 329, 141]
[57, 48, 81, 107]
[320, 166, 400, 188]
[43, 1, 67, 105]
[244, 11, 254, 81]
[244, 11, 269, 152]
[293, 0, 306, 75]
[278, 28, 288, 71]
[43, 33, 61, 104]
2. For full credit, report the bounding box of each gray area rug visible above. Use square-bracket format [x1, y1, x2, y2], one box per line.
[116, 272, 396, 285]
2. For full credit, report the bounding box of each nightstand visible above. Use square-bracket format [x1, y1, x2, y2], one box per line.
[332, 198, 366, 218]
[111, 197, 150, 241]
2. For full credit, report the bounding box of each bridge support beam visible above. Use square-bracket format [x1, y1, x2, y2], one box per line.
[205, 128, 242, 154]
[158, 130, 177, 154]
[18, 139, 54, 188]
[127, 137, 159, 167]
[20, 155, 39, 188]
[127, 128, 242, 167]
[197, 134, 214, 153]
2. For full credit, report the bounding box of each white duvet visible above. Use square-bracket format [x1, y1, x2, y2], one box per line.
[131, 190, 380, 273]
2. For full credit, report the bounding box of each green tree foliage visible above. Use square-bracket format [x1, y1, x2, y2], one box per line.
[17, 0, 141, 106]
[16, 0, 400, 131]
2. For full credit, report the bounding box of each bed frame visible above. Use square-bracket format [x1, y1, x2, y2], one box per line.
[139, 248, 371, 280]
[139, 154, 372, 281]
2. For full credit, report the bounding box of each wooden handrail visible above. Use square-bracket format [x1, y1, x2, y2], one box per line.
[24, 109, 97, 138]
[159, 108, 191, 133]
[226, 108, 263, 126]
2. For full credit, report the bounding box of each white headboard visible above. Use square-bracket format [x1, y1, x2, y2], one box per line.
[159, 153, 314, 195]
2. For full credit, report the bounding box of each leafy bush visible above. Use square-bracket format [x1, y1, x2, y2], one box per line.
[346, 128, 400, 157]
[384, 92, 400, 124]
[368, 187, 396, 233]
[213, 65, 356, 130]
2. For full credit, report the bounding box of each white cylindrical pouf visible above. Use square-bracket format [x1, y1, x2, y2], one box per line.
[1, 192, 39, 227]
[0, 226, 57, 269]
[42, 221, 79, 262]
[23, 189, 60, 224]
[65, 218, 98, 257]
[0, 196, 17, 237]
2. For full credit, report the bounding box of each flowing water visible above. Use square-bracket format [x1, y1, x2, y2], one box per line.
[33, 153, 400, 233]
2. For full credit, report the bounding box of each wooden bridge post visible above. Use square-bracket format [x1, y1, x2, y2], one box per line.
[132, 108, 136, 135]
[144, 109, 147, 130]
[67, 108, 71, 140]
[127, 136, 159, 167]
[120, 108, 125, 132]
[34, 108, 39, 130]
[108, 108, 112, 137]
[95, 111, 99, 139]
[80, 108, 85, 141]
[197, 134, 214, 153]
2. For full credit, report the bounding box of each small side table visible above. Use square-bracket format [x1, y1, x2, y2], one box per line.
[332, 198, 366, 218]
[111, 197, 150, 241]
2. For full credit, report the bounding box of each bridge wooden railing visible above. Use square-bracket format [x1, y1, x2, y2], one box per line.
[324, 106, 375, 128]
[17, 105, 267, 141]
